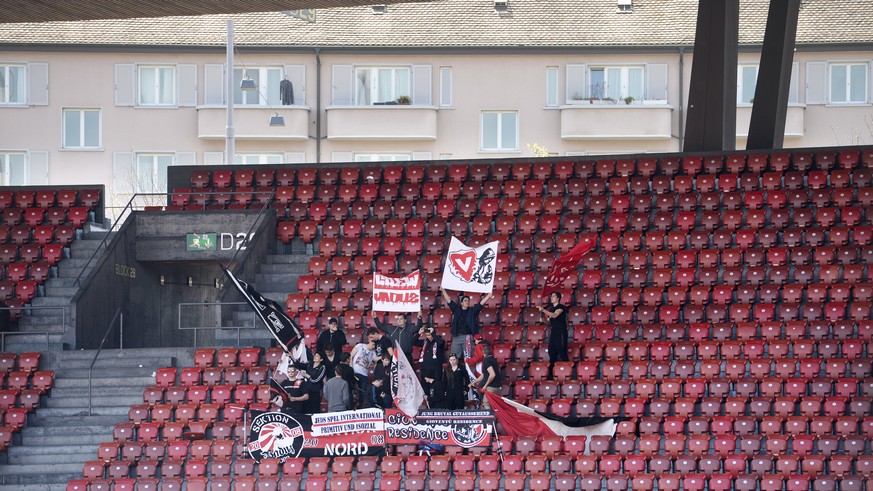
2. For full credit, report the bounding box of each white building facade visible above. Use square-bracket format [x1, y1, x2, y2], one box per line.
[0, 1, 871, 213]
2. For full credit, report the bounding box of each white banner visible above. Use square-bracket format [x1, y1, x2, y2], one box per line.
[372, 270, 421, 312]
[440, 237, 498, 293]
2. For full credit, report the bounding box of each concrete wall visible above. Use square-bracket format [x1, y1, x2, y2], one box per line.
[72, 209, 276, 349]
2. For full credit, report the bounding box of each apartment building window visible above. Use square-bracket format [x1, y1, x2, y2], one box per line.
[354, 153, 412, 162]
[234, 67, 282, 106]
[0, 64, 25, 104]
[136, 154, 173, 192]
[138, 66, 176, 106]
[0, 153, 25, 185]
[63, 109, 100, 149]
[546, 67, 558, 107]
[830, 63, 867, 104]
[234, 153, 283, 165]
[738, 63, 799, 105]
[440, 67, 453, 107]
[481, 111, 518, 151]
[566, 63, 666, 104]
[355, 67, 410, 105]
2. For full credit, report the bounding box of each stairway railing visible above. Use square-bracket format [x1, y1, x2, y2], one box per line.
[88, 307, 124, 415]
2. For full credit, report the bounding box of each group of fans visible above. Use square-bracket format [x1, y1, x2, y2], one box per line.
[269, 288, 570, 414]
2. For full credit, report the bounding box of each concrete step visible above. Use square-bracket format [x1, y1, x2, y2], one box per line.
[266, 254, 310, 265]
[0, 483, 69, 491]
[6, 444, 98, 465]
[30, 414, 124, 428]
[0, 463, 80, 485]
[44, 277, 80, 289]
[44, 394, 142, 408]
[34, 405, 129, 418]
[1, 334, 65, 352]
[29, 297, 71, 308]
[51, 375, 154, 390]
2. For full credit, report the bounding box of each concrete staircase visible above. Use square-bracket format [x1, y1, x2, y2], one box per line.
[0, 348, 193, 491]
[5, 230, 111, 353]
[216, 239, 311, 347]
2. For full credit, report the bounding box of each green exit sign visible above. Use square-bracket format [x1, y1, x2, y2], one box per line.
[186, 233, 217, 251]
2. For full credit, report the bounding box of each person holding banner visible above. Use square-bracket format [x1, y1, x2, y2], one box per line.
[537, 291, 570, 366]
[372, 310, 421, 364]
[440, 287, 495, 360]
[300, 352, 328, 413]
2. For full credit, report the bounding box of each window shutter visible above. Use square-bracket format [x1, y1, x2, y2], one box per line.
[331, 65, 353, 105]
[646, 64, 668, 102]
[412, 65, 432, 106]
[178, 64, 197, 107]
[331, 151, 352, 163]
[27, 63, 49, 106]
[28, 151, 49, 185]
[412, 152, 432, 161]
[284, 65, 306, 105]
[805, 62, 827, 105]
[113, 152, 136, 194]
[566, 64, 587, 102]
[283, 152, 305, 164]
[204, 152, 225, 166]
[115, 64, 136, 106]
[440, 67, 453, 107]
[204, 64, 225, 105]
[785, 62, 799, 104]
[176, 151, 197, 166]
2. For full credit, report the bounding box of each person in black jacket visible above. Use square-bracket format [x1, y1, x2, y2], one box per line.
[372, 310, 421, 363]
[443, 353, 470, 410]
[299, 352, 327, 413]
[413, 326, 446, 397]
[316, 317, 347, 355]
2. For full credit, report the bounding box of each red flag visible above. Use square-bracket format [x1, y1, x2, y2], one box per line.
[541, 239, 594, 299]
[484, 392, 617, 444]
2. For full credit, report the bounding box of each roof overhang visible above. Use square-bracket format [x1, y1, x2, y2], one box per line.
[1, 0, 432, 24]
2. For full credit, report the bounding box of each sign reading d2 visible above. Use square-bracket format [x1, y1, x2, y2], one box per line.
[187, 233, 217, 251]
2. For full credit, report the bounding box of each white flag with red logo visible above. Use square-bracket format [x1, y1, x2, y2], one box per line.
[373, 270, 421, 312]
[440, 237, 499, 293]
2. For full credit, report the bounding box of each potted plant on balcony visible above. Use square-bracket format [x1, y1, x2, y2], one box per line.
[396, 95, 411, 105]
[623, 96, 635, 105]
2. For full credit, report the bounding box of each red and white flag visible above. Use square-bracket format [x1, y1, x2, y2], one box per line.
[390, 342, 425, 418]
[373, 270, 421, 312]
[541, 239, 595, 299]
[441, 237, 499, 293]
[485, 392, 617, 449]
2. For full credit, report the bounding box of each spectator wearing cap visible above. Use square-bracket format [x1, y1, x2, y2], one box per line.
[413, 326, 446, 396]
[440, 287, 494, 360]
[371, 310, 421, 363]
[316, 317, 347, 355]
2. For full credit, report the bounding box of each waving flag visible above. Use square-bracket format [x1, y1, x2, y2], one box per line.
[441, 237, 499, 293]
[223, 266, 304, 352]
[484, 392, 617, 449]
[390, 341, 425, 418]
[541, 239, 595, 299]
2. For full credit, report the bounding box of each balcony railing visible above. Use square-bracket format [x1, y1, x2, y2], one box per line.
[560, 103, 673, 140]
[197, 106, 310, 140]
[326, 105, 438, 140]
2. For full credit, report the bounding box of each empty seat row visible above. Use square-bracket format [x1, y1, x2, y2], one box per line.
[0, 189, 100, 210]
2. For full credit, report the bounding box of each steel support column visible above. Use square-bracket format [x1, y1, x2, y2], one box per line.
[684, 0, 739, 152]
[747, 0, 801, 150]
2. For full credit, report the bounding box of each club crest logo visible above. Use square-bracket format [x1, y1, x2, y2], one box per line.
[447, 247, 495, 285]
[452, 423, 489, 447]
[247, 412, 305, 462]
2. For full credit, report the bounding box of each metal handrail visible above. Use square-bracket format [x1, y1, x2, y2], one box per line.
[177, 301, 257, 347]
[88, 307, 124, 415]
[0, 305, 68, 351]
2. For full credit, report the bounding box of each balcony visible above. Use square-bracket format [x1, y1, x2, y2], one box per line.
[197, 106, 310, 140]
[326, 105, 438, 140]
[736, 104, 805, 139]
[560, 103, 673, 140]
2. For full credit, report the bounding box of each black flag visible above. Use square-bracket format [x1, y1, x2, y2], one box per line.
[222, 266, 304, 351]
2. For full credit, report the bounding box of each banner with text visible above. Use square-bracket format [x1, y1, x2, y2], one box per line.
[373, 270, 421, 312]
[384, 409, 495, 448]
[247, 409, 385, 461]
